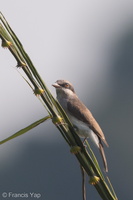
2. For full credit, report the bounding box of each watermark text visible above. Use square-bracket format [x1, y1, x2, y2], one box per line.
[1, 192, 41, 199]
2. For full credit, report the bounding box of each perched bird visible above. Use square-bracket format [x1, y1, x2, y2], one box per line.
[52, 80, 108, 172]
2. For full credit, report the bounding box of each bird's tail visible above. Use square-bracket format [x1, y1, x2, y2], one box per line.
[99, 142, 108, 172]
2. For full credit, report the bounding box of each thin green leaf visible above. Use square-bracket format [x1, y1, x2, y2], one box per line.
[0, 115, 51, 145]
[106, 176, 118, 200]
[85, 140, 105, 180]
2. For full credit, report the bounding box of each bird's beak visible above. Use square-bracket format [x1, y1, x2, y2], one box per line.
[52, 82, 61, 88]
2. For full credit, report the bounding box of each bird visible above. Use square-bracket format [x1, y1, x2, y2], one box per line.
[52, 79, 108, 172]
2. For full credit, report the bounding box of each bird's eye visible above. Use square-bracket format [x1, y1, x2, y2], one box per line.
[64, 83, 69, 88]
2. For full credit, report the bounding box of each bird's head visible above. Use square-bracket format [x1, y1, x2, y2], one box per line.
[52, 80, 75, 97]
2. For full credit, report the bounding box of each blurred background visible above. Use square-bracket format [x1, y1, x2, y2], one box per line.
[0, 0, 133, 199]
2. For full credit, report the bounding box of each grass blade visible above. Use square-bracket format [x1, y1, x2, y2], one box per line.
[0, 116, 51, 145]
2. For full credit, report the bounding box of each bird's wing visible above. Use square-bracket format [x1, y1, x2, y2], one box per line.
[67, 97, 108, 146]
